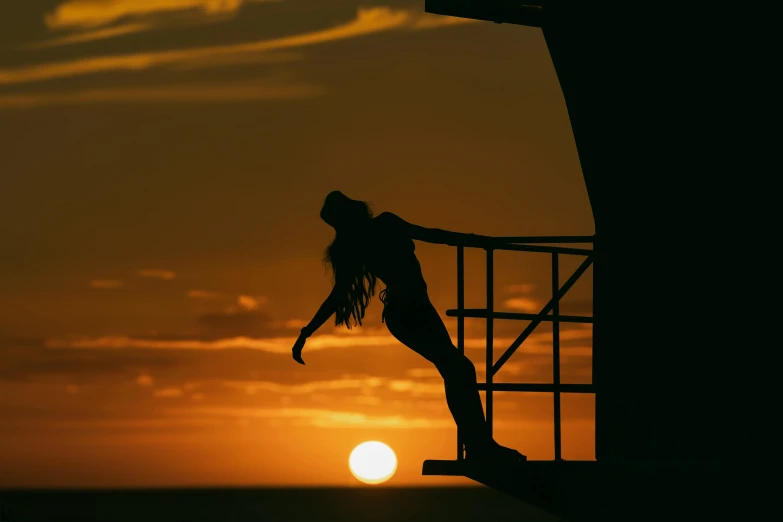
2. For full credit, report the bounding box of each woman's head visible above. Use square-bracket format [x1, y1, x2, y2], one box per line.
[320, 191, 373, 230]
[321, 191, 376, 329]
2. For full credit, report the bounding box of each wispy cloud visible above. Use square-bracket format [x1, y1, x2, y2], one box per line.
[237, 295, 266, 310]
[170, 405, 456, 429]
[282, 318, 308, 329]
[44, 325, 593, 359]
[16, 408, 552, 431]
[138, 269, 176, 280]
[387, 379, 443, 396]
[10, 417, 224, 430]
[28, 1, 283, 49]
[504, 297, 540, 313]
[153, 386, 184, 398]
[505, 283, 536, 294]
[44, 333, 401, 353]
[89, 279, 123, 289]
[44, 0, 275, 30]
[0, 81, 322, 109]
[45, 325, 592, 372]
[136, 373, 154, 387]
[222, 377, 384, 395]
[187, 289, 222, 299]
[25, 22, 153, 49]
[167, 406, 541, 429]
[407, 361, 552, 380]
[0, 7, 477, 88]
[405, 367, 440, 378]
[221, 376, 445, 398]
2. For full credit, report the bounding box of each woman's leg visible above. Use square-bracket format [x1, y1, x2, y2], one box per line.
[384, 297, 493, 454]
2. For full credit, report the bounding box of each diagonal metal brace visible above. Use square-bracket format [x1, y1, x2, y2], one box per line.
[491, 255, 593, 377]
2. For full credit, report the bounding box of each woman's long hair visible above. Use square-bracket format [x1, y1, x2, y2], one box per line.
[322, 194, 377, 329]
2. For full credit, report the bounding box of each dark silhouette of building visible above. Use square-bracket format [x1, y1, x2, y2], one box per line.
[421, 2, 765, 520]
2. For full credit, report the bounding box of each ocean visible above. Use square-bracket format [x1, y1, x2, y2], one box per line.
[0, 486, 563, 522]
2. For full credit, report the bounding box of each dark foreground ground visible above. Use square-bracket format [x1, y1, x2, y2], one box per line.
[0, 486, 563, 522]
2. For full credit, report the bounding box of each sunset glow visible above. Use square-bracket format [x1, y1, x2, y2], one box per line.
[0, 0, 594, 489]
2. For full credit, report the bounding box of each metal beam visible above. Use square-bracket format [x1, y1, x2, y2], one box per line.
[490, 242, 593, 255]
[477, 383, 594, 393]
[492, 256, 594, 376]
[492, 235, 594, 244]
[446, 309, 593, 323]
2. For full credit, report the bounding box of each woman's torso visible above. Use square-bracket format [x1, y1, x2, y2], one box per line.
[363, 213, 427, 295]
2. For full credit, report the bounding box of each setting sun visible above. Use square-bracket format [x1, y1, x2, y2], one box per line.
[348, 441, 397, 484]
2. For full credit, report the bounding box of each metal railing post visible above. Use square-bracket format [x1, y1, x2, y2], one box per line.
[552, 253, 562, 461]
[457, 246, 465, 461]
[434, 235, 594, 466]
[486, 248, 494, 437]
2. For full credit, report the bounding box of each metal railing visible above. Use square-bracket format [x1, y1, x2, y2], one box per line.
[448, 235, 595, 461]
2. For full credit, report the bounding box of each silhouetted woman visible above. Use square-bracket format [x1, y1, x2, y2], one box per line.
[292, 191, 526, 463]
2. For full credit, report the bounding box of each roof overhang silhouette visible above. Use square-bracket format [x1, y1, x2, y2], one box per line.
[425, 0, 543, 26]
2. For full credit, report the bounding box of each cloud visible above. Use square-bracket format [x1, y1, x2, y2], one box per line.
[0, 7, 476, 87]
[138, 269, 176, 280]
[405, 367, 440, 379]
[89, 279, 123, 289]
[170, 405, 457, 429]
[187, 289, 223, 299]
[136, 373, 154, 387]
[194, 303, 298, 337]
[0, 81, 322, 109]
[0, 81, 323, 109]
[221, 376, 445, 399]
[2, 416, 225, 430]
[187, 290, 271, 306]
[153, 386, 184, 398]
[167, 406, 543, 429]
[195, 310, 271, 335]
[354, 395, 381, 405]
[387, 379, 443, 396]
[504, 297, 540, 313]
[282, 319, 308, 329]
[44, 333, 397, 353]
[558, 299, 593, 316]
[528, 324, 593, 344]
[505, 283, 535, 294]
[23, 1, 284, 50]
[43, 326, 593, 360]
[0, 340, 184, 381]
[43, 0, 274, 30]
[237, 295, 265, 310]
[222, 376, 383, 395]
[25, 22, 153, 49]
[185, 290, 223, 299]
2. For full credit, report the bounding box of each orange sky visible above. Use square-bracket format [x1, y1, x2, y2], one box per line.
[0, 0, 594, 488]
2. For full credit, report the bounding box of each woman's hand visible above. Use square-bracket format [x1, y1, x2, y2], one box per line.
[292, 333, 307, 365]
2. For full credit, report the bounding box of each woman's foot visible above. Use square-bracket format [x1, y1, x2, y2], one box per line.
[466, 441, 527, 464]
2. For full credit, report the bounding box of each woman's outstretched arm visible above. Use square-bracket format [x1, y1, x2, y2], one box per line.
[379, 212, 490, 246]
[293, 288, 338, 364]
[301, 289, 338, 338]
